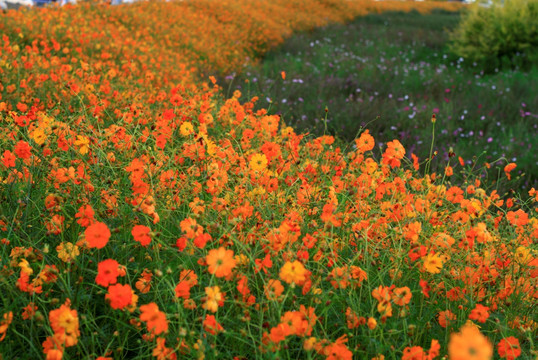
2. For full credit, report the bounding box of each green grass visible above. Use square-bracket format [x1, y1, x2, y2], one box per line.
[220, 10, 538, 192]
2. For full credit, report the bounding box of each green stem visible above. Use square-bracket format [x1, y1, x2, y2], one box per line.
[425, 120, 436, 176]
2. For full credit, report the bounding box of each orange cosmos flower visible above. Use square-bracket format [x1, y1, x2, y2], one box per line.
[85, 222, 111, 249]
[504, 163, 516, 180]
[355, 130, 375, 153]
[260, 141, 281, 162]
[95, 259, 120, 287]
[324, 340, 353, 360]
[105, 284, 133, 310]
[279, 260, 307, 285]
[345, 307, 360, 330]
[428, 339, 441, 359]
[448, 321, 493, 360]
[175, 269, 198, 299]
[469, 304, 490, 323]
[506, 209, 529, 227]
[392, 286, 412, 306]
[497, 337, 521, 360]
[181, 269, 199, 285]
[280, 311, 304, 336]
[132, 225, 151, 247]
[44, 348, 63, 360]
[372, 285, 392, 302]
[203, 314, 224, 335]
[180, 217, 202, 239]
[206, 247, 236, 278]
[152, 337, 177, 360]
[48, 300, 79, 347]
[135, 269, 153, 294]
[0, 312, 13, 342]
[265, 279, 284, 300]
[382, 139, 406, 168]
[269, 323, 291, 344]
[438, 310, 457, 328]
[140, 302, 168, 335]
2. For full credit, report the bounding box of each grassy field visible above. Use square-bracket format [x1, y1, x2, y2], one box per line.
[1, 2, 536, 359]
[222, 10, 538, 192]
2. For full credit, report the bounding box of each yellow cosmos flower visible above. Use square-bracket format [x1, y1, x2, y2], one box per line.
[180, 122, 195, 136]
[56, 242, 80, 263]
[30, 127, 47, 145]
[249, 153, 268, 172]
[423, 253, 444, 274]
[74, 135, 90, 155]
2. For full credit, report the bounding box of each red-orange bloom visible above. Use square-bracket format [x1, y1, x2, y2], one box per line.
[14, 140, 32, 159]
[132, 225, 151, 247]
[175, 280, 191, 299]
[469, 304, 490, 323]
[152, 337, 177, 360]
[497, 337, 521, 360]
[85, 222, 111, 249]
[75, 205, 95, 227]
[22, 303, 37, 320]
[269, 323, 291, 344]
[105, 284, 133, 310]
[140, 302, 168, 335]
[355, 130, 375, 153]
[324, 339, 353, 360]
[438, 310, 456, 328]
[401, 346, 426, 360]
[504, 163, 516, 180]
[382, 139, 406, 168]
[95, 259, 120, 287]
[203, 314, 224, 335]
[2, 150, 16, 168]
[506, 209, 529, 227]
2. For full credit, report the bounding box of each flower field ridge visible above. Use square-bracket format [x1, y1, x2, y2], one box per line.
[0, 0, 536, 359]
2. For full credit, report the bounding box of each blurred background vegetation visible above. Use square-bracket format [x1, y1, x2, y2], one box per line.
[219, 8, 537, 192]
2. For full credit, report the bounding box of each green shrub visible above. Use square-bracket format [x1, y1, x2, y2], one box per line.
[449, 0, 538, 70]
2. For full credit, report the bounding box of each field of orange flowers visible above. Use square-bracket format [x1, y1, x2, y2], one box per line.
[0, 0, 536, 359]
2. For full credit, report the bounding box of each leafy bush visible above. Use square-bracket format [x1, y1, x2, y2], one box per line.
[449, 0, 538, 70]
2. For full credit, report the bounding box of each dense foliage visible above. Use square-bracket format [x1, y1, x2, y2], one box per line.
[449, 0, 538, 70]
[224, 10, 538, 190]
